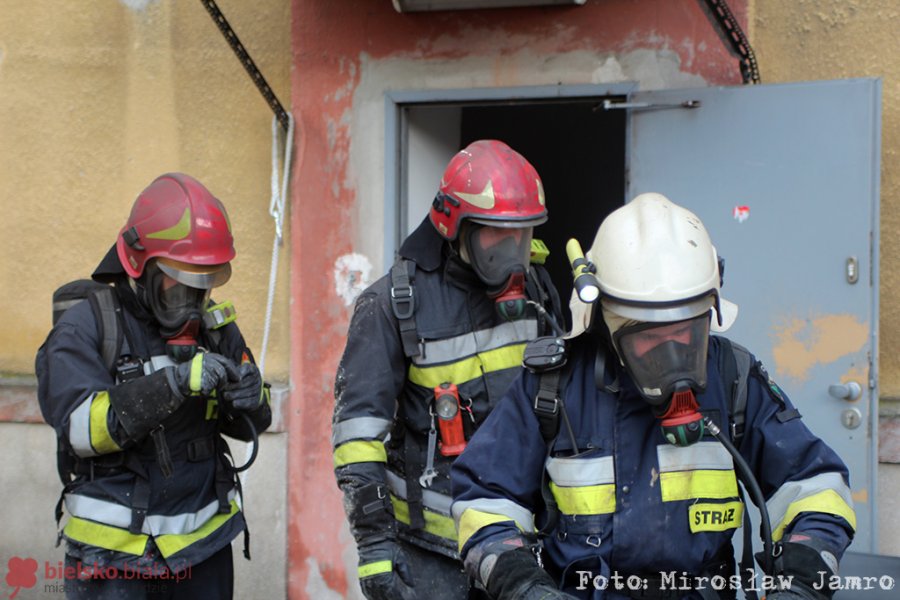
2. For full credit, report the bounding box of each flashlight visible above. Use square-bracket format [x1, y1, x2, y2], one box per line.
[434, 383, 467, 456]
[566, 239, 600, 303]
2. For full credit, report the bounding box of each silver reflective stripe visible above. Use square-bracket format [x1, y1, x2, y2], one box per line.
[332, 417, 393, 447]
[657, 441, 733, 472]
[68, 393, 98, 458]
[451, 498, 535, 534]
[386, 471, 452, 515]
[546, 455, 615, 487]
[412, 319, 538, 367]
[766, 472, 853, 529]
[144, 354, 176, 375]
[65, 489, 237, 536]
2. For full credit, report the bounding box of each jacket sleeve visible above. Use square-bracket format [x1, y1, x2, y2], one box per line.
[451, 370, 547, 567]
[739, 360, 856, 557]
[40, 314, 131, 458]
[332, 284, 408, 545]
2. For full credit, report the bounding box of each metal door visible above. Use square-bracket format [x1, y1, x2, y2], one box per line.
[627, 79, 881, 552]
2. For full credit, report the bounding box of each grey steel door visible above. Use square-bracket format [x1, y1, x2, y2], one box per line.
[627, 78, 881, 552]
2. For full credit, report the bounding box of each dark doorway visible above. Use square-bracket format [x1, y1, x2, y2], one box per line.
[460, 98, 626, 329]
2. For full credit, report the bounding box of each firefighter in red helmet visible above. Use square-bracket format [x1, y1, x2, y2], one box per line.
[333, 140, 563, 599]
[36, 173, 271, 599]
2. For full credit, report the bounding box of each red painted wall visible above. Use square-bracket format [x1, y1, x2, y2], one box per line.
[288, 0, 747, 597]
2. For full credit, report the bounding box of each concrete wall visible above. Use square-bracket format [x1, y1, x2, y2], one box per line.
[750, 0, 900, 557]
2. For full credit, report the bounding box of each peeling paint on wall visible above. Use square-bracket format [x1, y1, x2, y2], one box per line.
[304, 557, 346, 600]
[770, 314, 868, 382]
[334, 253, 373, 307]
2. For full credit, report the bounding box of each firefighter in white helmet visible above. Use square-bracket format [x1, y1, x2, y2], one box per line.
[452, 193, 855, 600]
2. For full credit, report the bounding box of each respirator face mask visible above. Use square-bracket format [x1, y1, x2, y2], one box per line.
[142, 260, 213, 362]
[463, 223, 533, 321]
[613, 314, 710, 404]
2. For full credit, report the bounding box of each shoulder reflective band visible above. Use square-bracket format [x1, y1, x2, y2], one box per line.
[408, 343, 527, 389]
[689, 501, 744, 533]
[358, 560, 393, 579]
[410, 320, 538, 368]
[203, 301, 237, 330]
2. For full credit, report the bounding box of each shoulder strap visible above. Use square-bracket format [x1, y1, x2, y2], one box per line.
[717, 337, 752, 447]
[390, 258, 420, 358]
[87, 287, 124, 374]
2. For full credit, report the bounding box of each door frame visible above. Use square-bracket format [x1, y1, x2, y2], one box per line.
[383, 82, 636, 262]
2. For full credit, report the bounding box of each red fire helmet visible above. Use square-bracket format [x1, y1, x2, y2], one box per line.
[430, 140, 547, 241]
[116, 173, 235, 288]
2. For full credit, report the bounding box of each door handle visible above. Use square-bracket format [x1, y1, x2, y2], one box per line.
[828, 381, 862, 401]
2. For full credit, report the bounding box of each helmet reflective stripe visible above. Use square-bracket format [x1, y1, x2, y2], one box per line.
[146, 207, 191, 241]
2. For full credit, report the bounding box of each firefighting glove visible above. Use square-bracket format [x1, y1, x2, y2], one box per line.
[221, 362, 266, 411]
[765, 538, 841, 600]
[486, 546, 576, 600]
[170, 352, 240, 398]
[357, 540, 416, 600]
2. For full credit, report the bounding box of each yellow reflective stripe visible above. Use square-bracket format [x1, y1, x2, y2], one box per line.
[147, 206, 191, 240]
[689, 501, 744, 533]
[549, 482, 616, 515]
[772, 489, 857, 542]
[359, 560, 393, 578]
[155, 500, 239, 557]
[64, 517, 148, 556]
[660, 469, 738, 502]
[457, 508, 518, 552]
[333, 440, 387, 468]
[391, 495, 457, 541]
[408, 343, 526, 388]
[89, 392, 121, 454]
[189, 353, 204, 393]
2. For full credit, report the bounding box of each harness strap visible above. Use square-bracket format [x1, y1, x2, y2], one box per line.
[534, 371, 561, 443]
[88, 287, 124, 374]
[390, 259, 421, 358]
[402, 431, 426, 530]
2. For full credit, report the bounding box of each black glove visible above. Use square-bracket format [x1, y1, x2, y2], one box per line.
[170, 352, 240, 398]
[486, 546, 575, 600]
[767, 539, 841, 600]
[357, 540, 416, 600]
[221, 362, 265, 411]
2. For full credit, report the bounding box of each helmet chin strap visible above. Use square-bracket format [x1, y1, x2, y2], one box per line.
[655, 384, 705, 447]
[488, 271, 527, 321]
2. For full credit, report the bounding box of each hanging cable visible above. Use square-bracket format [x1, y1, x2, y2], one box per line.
[698, 0, 761, 84]
[198, 0, 291, 132]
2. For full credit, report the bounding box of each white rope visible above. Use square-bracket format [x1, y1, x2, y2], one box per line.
[240, 113, 294, 490]
[258, 113, 294, 379]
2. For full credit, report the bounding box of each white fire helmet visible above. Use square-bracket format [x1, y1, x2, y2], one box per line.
[568, 192, 737, 339]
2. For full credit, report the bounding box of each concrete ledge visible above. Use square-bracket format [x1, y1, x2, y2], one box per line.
[0, 377, 290, 433]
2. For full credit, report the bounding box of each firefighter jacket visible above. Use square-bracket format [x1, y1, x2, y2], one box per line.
[451, 335, 857, 598]
[38, 281, 272, 574]
[333, 219, 562, 558]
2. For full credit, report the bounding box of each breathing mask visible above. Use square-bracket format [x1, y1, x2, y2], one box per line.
[609, 310, 712, 446]
[462, 223, 533, 321]
[141, 259, 229, 362]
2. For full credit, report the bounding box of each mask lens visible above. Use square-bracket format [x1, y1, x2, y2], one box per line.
[465, 224, 533, 286]
[614, 314, 710, 402]
[147, 262, 210, 329]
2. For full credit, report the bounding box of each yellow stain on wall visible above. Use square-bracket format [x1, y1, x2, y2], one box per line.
[771, 314, 868, 382]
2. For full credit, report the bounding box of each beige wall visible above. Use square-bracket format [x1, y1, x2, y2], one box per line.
[0, 0, 291, 381]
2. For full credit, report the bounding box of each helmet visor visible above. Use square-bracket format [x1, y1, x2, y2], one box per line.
[463, 223, 533, 287]
[157, 257, 231, 290]
[613, 314, 710, 404]
[146, 261, 211, 330]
